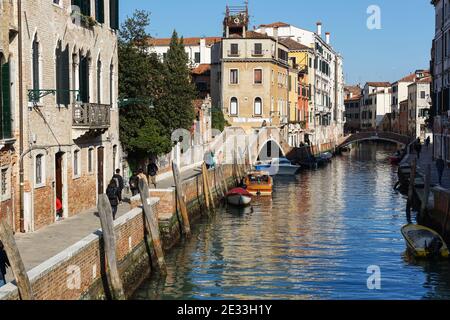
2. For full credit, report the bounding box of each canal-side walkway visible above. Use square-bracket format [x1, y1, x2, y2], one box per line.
[402, 143, 450, 189]
[4, 165, 202, 283]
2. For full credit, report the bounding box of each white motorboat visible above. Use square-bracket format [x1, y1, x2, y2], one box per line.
[319, 152, 333, 161]
[226, 188, 253, 206]
[255, 158, 300, 176]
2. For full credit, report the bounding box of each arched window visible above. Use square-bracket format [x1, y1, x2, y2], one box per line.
[79, 51, 90, 103]
[73, 149, 80, 177]
[32, 34, 40, 92]
[254, 97, 262, 116]
[0, 54, 11, 139]
[55, 41, 70, 105]
[97, 58, 102, 103]
[35, 154, 45, 186]
[230, 97, 238, 116]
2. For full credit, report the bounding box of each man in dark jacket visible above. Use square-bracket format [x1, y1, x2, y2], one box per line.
[129, 171, 139, 196]
[415, 140, 422, 159]
[112, 169, 124, 203]
[0, 241, 10, 288]
[437, 157, 446, 186]
[147, 160, 159, 189]
[106, 180, 120, 220]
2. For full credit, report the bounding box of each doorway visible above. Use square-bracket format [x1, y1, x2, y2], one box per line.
[55, 152, 64, 218]
[97, 147, 104, 194]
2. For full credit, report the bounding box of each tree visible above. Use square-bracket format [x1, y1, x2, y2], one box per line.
[118, 10, 169, 160]
[211, 106, 230, 132]
[156, 31, 197, 135]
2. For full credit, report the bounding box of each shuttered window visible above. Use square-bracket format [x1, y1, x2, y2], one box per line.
[254, 98, 262, 116]
[95, 0, 104, 23]
[32, 35, 40, 92]
[55, 42, 71, 105]
[254, 69, 262, 84]
[0, 60, 12, 139]
[79, 54, 90, 103]
[110, 0, 119, 30]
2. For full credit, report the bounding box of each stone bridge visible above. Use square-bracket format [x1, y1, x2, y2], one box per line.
[338, 131, 413, 149]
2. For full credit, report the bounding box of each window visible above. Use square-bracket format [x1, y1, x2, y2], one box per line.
[32, 34, 40, 94]
[35, 154, 44, 186]
[72, 0, 91, 16]
[0, 55, 12, 140]
[421, 91, 426, 99]
[113, 145, 118, 172]
[73, 149, 80, 177]
[79, 53, 90, 103]
[254, 98, 262, 116]
[1, 167, 8, 197]
[88, 148, 94, 173]
[254, 43, 262, 55]
[230, 44, 239, 56]
[109, 0, 119, 30]
[194, 52, 201, 64]
[95, 0, 104, 23]
[254, 69, 262, 84]
[55, 41, 70, 105]
[230, 97, 238, 116]
[230, 69, 238, 84]
[97, 59, 102, 103]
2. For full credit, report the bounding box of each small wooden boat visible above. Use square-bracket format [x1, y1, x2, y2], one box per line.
[226, 188, 252, 206]
[401, 224, 450, 259]
[244, 171, 273, 196]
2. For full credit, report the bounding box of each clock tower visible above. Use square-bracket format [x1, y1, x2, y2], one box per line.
[223, 3, 249, 38]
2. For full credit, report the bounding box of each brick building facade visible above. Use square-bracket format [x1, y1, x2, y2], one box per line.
[1, 0, 121, 232]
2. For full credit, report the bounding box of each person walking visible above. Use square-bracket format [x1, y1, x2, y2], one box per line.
[0, 241, 10, 288]
[129, 171, 139, 196]
[426, 136, 431, 149]
[437, 157, 446, 186]
[112, 169, 124, 203]
[415, 140, 422, 160]
[106, 180, 120, 220]
[137, 168, 148, 186]
[147, 160, 159, 189]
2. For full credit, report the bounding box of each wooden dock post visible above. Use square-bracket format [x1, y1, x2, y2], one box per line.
[420, 164, 432, 217]
[219, 164, 228, 195]
[204, 163, 216, 213]
[138, 179, 167, 275]
[97, 195, 125, 300]
[407, 158, 417, 217]
[172, 162, 191, 237]
[0, 219, 34, 300]
[201, 162, 212, 215]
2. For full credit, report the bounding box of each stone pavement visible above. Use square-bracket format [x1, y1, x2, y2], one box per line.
[403, 143, 450, 190]
[4, 165, 202, 283]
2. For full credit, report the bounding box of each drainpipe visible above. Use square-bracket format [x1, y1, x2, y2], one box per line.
[18, 0, 25, 233]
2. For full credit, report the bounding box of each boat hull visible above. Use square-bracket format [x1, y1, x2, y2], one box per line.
[401, 224, 450, 259]
[255, 164, 300, 176]
[227, 195, 252, 206]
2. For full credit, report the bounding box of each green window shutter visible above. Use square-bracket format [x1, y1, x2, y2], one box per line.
[110, 0, 119, 30]
[61, 45, 71, 105]
[1, 62, 12, 139]
[96, 0, 104, 23]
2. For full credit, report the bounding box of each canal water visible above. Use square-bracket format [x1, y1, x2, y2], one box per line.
[133, 142, 450, 300]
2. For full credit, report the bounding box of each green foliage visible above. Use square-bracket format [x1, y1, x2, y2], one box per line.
[155, 31, 197, 135]
[211, 106, 230, 132]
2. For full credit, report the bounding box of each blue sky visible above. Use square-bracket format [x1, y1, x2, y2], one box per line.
[120, 0, 434, 85]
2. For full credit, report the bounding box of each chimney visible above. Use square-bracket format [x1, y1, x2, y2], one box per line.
[273, 26, 279, 40]
[316, 22, 322, 37]
[325, 32, 330, 44]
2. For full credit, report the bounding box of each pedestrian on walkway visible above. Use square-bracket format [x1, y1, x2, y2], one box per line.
[437, 157, 446, 186]
[106, 180, 120, 220]
[112, 169, 124, 203]
[56, 197, 63, 221]
[426, 136, 431, 149]
[0, 241, 10, 288]
[147, 160, 159, 189]
[415, 140, 422, 159]
[129, 171, 139, 196]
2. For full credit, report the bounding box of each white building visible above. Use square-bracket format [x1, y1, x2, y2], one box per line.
[147, 37, 221, 67]
[255, 21, 345, 145]
[408, 77, 432, 139]
[360, 82, 392, 130]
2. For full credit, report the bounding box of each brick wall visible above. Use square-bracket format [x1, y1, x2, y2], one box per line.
[0, 200, 159, 300]
[67, 169, 97, 217]
[33, 182, 53, 231]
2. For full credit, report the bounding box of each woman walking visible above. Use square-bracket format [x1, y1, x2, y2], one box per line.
[106, 180, 120, 220]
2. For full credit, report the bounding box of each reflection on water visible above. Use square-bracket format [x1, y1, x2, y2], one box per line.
[133, 142, 450, 300]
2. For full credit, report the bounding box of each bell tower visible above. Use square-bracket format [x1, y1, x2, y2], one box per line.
[223, 2, 249, 38]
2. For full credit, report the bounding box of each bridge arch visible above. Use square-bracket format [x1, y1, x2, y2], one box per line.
[338, 131, 413, 149]
[256, 139, 286, 161]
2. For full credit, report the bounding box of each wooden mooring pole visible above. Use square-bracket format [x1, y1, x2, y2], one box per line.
[172, 162, 191, 237]
[97, 194, 125, 300]
[138, 179, 167, 275]
[420, 164, 432, 218]
[406, 158, 417, 220]
[0, 219, 33, 300]
[201, 163, 212, 215]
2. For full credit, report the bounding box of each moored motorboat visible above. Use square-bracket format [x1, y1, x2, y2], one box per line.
[226, 188, 252, 206]
[244, 171, 273, 196]
[401, 224, 449, 259]
[254, 158, 300, 176]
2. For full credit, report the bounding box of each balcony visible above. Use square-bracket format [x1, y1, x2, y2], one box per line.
[72, 103, 111, 140]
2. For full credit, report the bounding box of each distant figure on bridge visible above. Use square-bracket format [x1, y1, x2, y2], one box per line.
[436, 157, 446, 186]
[414, 139, 422, 159]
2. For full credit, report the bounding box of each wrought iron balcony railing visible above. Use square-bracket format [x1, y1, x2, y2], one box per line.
[72, 103, 111, 128]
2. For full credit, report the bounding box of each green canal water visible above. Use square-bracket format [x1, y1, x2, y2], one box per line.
[133, 143, 450, 300]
